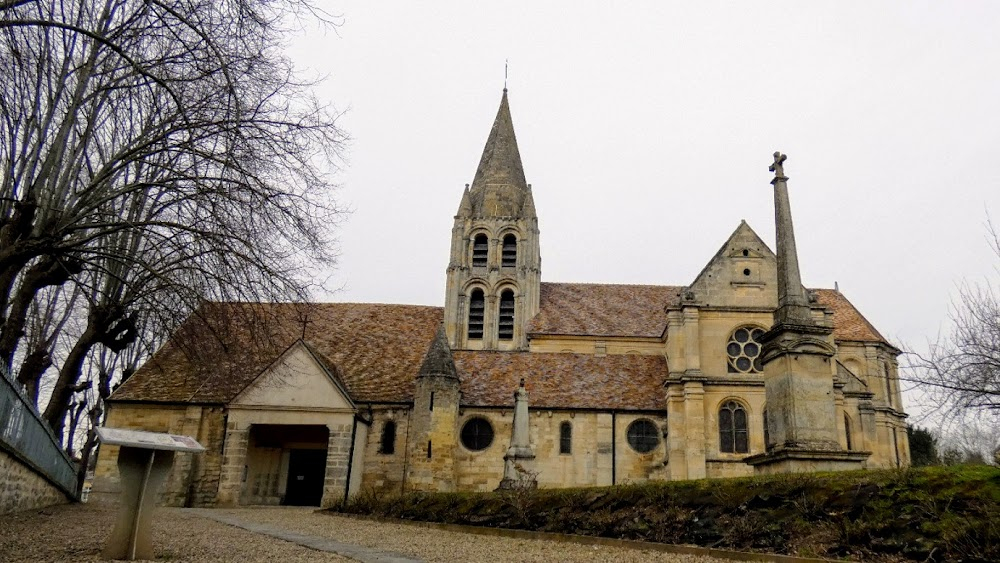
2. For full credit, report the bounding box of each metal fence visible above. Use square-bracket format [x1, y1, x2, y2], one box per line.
[0, 364, 79, 499]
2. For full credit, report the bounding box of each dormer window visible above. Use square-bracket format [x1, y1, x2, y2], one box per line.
[501, 234, 517, 267]
[468, 289, 484, 339]
[498, 289, 515, 340]
[472, 234, 488, 267]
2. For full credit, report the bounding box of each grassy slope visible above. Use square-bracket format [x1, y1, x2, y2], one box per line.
[340, 466, 1000, 562]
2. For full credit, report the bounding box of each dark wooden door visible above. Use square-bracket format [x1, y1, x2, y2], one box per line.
[284, 449, 327, 506]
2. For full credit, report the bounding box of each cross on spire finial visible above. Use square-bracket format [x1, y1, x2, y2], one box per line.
[769, 151, 787, 180]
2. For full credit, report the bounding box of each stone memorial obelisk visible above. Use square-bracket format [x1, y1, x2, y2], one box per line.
[745, 153, 870, 474]
[498, 379, 537, 489]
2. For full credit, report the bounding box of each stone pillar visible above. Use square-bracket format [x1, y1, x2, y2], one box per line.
[321, 422, 353, 508]
[666, 311, 685, 374]
[682, 308, 701, 375]
[666, 384, 686, 479]
[683, 380, 706, 479]
[216, 422, 249, 506]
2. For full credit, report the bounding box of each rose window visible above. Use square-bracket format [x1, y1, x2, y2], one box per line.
[727, 326, 765, 374]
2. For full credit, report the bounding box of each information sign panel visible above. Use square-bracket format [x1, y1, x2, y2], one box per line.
[97, 427, 205, 452]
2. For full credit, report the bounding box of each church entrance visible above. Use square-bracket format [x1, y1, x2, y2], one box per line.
[242, 424, 329, 506]
[284, 449, 327, 506]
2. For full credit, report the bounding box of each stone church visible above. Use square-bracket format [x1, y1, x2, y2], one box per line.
[94, 90, 909, 508]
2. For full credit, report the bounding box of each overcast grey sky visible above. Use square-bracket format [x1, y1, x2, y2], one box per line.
[286, 2, 1000, 369]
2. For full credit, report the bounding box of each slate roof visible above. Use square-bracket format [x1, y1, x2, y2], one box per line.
[110, 285, 890, 408]
[454, 351, 668, 410]
[527, 282, 683, 338]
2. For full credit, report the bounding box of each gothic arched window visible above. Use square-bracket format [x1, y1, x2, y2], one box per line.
[468, 289, 484, 339]
[472, 234, 488, 267]
[727, 326, 765, 374]
[379, 421, 396, 454]
[498, 289, 515, 341]
[719, 401, 749, 453]
[559, 421, 572, 454]
[502, 234, 517, 267]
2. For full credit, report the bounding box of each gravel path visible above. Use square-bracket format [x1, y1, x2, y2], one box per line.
[1, 500, 730, 562]
[211, 507, 730, 563]
[0, 500, 347, 562]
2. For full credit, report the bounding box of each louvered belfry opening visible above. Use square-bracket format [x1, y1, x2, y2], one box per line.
[498, 289, 515, 340]
[501, 234, 517, 267]
[472, 234, 488, 267]
[468, 289, 485, 339]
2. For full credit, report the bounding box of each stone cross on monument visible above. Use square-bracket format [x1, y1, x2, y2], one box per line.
[745, 151, 870, 474]
[769, 151, 787, 178]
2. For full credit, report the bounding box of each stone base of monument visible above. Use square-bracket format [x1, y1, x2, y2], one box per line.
[496, 452, 537, 491]
[96, 427, 204, 561]
[744, 447, 870, 475]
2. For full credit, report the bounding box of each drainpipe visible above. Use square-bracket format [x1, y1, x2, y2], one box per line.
[342, 416, 359, 507]
[611, 411, 617, 485]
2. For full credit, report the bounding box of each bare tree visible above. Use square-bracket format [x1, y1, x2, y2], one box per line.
[0, 0, 345, 444]
[903, 219, 1000, 427]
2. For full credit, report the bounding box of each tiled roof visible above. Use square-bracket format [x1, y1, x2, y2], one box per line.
[454, 351, 668, 410]
[111, 302, 444, 404]
[111, 286, 889, 408]
[814, 289, 890, 345]
[528, 282, 683, 338]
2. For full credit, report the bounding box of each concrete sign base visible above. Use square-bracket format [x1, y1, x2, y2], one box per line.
[102, 447, 175, 560]
[97, 427, 204, 560]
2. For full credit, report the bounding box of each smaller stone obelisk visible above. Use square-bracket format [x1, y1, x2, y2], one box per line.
[498, 379, 537, 489]
[745, 152, 869, 474]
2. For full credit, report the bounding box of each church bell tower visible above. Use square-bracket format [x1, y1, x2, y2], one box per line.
[444, 89, 541, 351]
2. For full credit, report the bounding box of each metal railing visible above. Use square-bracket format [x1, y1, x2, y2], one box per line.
[0, 363, 79, 499]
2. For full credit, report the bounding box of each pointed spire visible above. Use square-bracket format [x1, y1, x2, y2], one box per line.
[457, 184, 472, 217]
[769, 152, 814, 326]
[418, 324, 458, 379]
[520, 185, 536, 217]
[471, 89, 527, 192]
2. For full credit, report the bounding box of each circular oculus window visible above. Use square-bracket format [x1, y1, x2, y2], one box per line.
[626, 419, 660, 454]
[460, 417, 494, 451]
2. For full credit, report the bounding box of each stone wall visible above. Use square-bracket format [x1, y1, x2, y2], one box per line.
[92, 403, 226, 507]
[360, 407, 409, 493]
[0, 447, 71, 514]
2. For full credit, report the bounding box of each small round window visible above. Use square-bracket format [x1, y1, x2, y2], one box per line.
[727, 326, 765, 373]
[460, 418, 494, 451]
[626, 419, 660, 453]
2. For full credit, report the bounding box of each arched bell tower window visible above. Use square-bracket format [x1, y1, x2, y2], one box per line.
[502, 234, 517, 267]
[498, 289, 515, 340]
[468, 289, 484, 339]
[472, 234, 488, 267]
[719, 400, 749, 453]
